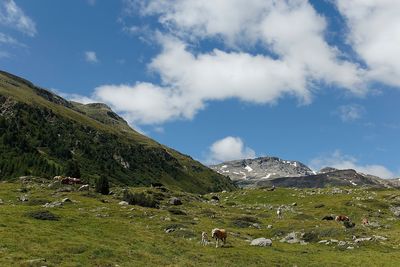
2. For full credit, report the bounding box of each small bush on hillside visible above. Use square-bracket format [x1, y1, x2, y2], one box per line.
[27, 210, 59, 221]
[123, 191, 159, 208]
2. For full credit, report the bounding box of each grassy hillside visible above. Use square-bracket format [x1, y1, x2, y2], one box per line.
[1, 179, 400, 266]
[0, 70, 235, 194]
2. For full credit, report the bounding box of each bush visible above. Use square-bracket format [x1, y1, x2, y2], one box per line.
[96, 175, 110, 195]
[27, 210, 59, 221]
[65, 160, 81, 178]
[123, 191, 159, 208]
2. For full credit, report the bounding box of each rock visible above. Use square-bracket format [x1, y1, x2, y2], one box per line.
[318, 240, 328, 244]
[19, 195, 28, 202]
[78, 184, 90, 191]
[118, 201, 129, 206]
[24, 258, 46, 265]
[165, 228, 175, 233]
[42, 201, 63, 208]
[211, 195, 220, 201]
[373, 235, 388, 241]
[338, 241, 347, 246]
[280, 232, 300, 244]
[61, 198, 72, 203]
[169, 197, 182, 206]
[252, 223, 261, 229]
[291, 202, 297, 206]
[267, 225, 273, 229]
[250, 238, 272, 247]
[347, 246, 354, 250]
[390, 206, 400, 217]
[354, 237, 372, 243]
[0, 199, 3, 205]
[343, 221, 356, 228]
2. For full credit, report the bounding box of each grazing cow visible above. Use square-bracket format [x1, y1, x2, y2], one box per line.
[277, 207, 283, 219]
[335, 215, 350, 222]
[211, 228, 227, 248]
[362, 217, 369, 226]
[201, 232, 209, 246]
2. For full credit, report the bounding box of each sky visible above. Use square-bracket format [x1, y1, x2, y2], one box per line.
[1, 0, 400, 178]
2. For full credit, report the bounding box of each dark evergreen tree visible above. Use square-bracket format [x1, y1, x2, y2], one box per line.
[96, 175, 109, 195]
[65, 160, 81, 178]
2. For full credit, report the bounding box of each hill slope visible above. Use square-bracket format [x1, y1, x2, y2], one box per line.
[0, 70, 235, 193]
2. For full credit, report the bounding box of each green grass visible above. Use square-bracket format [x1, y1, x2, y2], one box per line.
[1, 180, 400, 266]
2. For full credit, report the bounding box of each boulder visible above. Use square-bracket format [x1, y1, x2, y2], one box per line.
[19, 195, 28, 202]
[390, 206, 400, 217]
[165, 228, 175, 233]
[169, 197, 182, 206]
[211, 195, 220, 202]
[78, 184, 90, 191]
[62, 198, 72, 203]
[118, 201, 129, 206]
[280, 232, 300, 244]
[250, 238, 272, 247]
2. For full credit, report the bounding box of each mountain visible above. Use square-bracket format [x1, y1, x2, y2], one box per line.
[256, 169, 398, 188]
[210, 156, 315, 188]
[211, 155, 398, 188]
[0, 70, 235, 193]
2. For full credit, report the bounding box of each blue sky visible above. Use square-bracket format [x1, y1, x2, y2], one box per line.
[1, 0, 400, 178]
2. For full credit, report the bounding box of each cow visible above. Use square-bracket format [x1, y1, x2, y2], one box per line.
[211, 228, 227, 248]
[201, 232, 209, 246]
[61, 177, 82, 185]
[335, 215, 350, 222]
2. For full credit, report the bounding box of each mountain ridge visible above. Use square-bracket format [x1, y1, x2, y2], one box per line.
[0, 70, 235, 193]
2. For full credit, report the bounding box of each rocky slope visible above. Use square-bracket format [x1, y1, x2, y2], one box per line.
[0, 70, 235, 193]
[211, 156, 398, 189]
[210, 157, 315, 187]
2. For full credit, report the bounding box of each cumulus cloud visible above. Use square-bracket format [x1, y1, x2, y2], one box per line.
[0, 0, 37, 36]
[81, 0, 368, 125]
[84, 51, 99, 63]
[335, 104, 365, 122]
[336, 0, 400, 87]
[206, 136, 256, 164]
[310, 150, 395, 179]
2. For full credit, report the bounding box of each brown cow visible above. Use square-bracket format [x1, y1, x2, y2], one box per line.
[335, 215, 350, 222]
[211, 228, 227, 248]
[61, 177, 82, 185]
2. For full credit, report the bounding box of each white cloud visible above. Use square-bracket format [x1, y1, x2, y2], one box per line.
[0, 0, 37, 36]
[310, 150, 395, 179]
[336, 0, 400, 87]
[94, 0, 369, 125]
[84, 51, 99, 63]
[335, 104, 365, 122]
[206, 136, 256, 163]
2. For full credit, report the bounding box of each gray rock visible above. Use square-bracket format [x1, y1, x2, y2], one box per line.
[118, 201, 129, 206]
[390, 206, 400, 217]
[354, 237, 372, 243]
[250, 238, 272, 247]
[267, 225, 273, 229]
[62, 198, 72, 203]
[280, 232, 300, 244]
[78, 184, 90, 191]
[165, 228, 175, 233]
[19, 195, 28, 202]
[42, 201, 63, 208]
[169, 197, 182, 205]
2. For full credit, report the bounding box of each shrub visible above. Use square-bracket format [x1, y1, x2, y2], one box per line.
[123, 191, 159, 208]
[65, 160, 81, 178]
[27, 210, 59, 221]
[96, 175, 110, 195]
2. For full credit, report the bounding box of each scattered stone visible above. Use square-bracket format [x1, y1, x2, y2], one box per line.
[19, 195, 28, 202]
[211, 195, 220, 202]
[373, 235, 388, 241]
[390, 206, 400, 217]
[291, 202, 297, 206]
[280, 232, 300, 244]
[338, 241, 347, 246]
[354, 237, 372, 243]
[0, 199, 3, 205]
[165, 228, 175, 233]
[61, 198, 72, 203]
[252, 223, 261, 229]
[169, 197, 182, 206]
[78, 184, 90, 191]
[23, 258, 46, 265]
[250, 238, 272, 247]
[118, 201, 129, 206]
[347, 246, 354, 250]
[42, 201, 63, 208]
[318, 240, 328, 244]
[267, 225, 273, 229]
